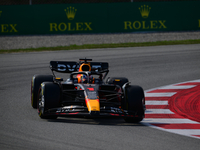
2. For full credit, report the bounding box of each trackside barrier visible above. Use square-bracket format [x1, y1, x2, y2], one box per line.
[0, 1, 200, 35]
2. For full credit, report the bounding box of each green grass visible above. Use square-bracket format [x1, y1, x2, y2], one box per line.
[1, 39, 200, 54]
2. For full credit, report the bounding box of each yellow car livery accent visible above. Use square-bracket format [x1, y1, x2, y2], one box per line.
[115, 79, 120, 81]
[86, 99, 100, 112]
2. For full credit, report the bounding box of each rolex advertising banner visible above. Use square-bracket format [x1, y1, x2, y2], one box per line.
[0, 1, 200, 35]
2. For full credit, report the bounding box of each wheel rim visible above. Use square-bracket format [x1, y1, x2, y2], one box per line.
[38, 88, 45, 116]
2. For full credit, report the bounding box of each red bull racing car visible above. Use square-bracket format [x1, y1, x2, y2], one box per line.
[31, 58, 145, 123]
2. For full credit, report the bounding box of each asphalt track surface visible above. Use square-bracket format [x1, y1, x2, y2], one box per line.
[0, 44, 200, 150]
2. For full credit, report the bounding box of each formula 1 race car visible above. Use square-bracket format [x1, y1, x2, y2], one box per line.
[31, 58, 145, 123]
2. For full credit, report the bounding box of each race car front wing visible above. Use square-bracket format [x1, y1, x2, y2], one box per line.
[44, 105, 141, 118]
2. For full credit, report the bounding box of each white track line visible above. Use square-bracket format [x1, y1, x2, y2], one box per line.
[158, 85, 196, 89]
[145, 101, 168, 105]
[145, 92, 177, 97]
[145, 109, 174, 114]
[143, 119, 198, 124]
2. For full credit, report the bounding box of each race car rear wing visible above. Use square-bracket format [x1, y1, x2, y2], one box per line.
[50, 61, 109, 73]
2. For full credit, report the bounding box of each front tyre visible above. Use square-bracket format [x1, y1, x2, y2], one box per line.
[31, 75, 53, 108]
[38, 82, 60, 119]
[123, 85, 145, 123]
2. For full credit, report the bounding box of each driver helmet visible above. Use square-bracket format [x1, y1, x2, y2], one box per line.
[77, 74, 94, 83]
[80, 74, 87, 83]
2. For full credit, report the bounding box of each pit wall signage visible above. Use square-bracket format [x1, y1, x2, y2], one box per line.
[0, 1, 200, 35]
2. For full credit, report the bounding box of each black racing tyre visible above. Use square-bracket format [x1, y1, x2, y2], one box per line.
[31, 75, 53, 108]
[123, 85, 145, 123]
[38, 82, 60, 119]
[106, 77, 129, 87]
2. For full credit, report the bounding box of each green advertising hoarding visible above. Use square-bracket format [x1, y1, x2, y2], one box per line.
[0, 1, 200, 35]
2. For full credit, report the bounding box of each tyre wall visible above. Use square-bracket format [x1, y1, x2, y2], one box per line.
[0, 1, 200, 35]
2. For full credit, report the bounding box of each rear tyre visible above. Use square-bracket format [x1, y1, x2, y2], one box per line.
[123, 85, 145, 123]
[106, 77, 129, 87]
[31, 75, 53, 108]
[38, 82, 60, 119]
